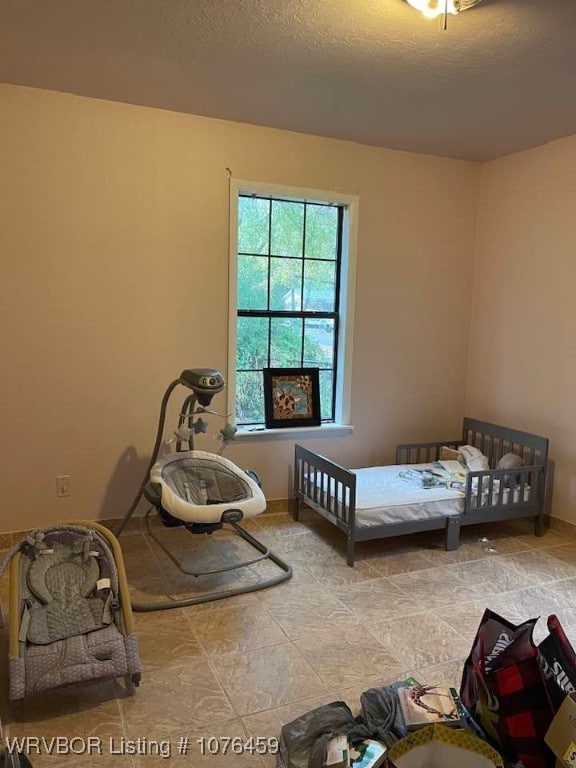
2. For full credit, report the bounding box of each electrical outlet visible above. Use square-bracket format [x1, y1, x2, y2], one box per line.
[56, 475, 71, 497]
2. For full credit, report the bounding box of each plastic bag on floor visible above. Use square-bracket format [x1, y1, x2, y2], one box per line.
[359, 685, 406, 744]
[276, 701, 357, 768]
[538, 614, 576, 711]
[460, 609, 555, 768]
[277, 683, 405, 768]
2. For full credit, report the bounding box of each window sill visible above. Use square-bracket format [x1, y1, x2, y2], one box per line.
[233, 423, 354, 443]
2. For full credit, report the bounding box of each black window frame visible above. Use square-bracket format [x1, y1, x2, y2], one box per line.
[235, 193, 344, 427]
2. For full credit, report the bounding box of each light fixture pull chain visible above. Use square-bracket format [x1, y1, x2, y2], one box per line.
[442, 0, 448, 30]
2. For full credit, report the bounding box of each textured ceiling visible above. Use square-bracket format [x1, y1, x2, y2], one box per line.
[1, 0, 576, 160]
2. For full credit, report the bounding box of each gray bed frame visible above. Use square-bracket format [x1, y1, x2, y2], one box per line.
[293, 417, 549, 566]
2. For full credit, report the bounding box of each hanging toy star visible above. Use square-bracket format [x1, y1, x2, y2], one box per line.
[220, 423, 238, 442]
[174, 425, 193, 441]
[193, 417, 209, 434]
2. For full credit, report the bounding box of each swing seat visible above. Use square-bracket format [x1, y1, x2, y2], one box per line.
[148, 450, 266, 524]
[128, 450, 292, 612]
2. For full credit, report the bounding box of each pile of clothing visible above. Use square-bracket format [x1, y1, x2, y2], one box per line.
[277, 609, 576, 768]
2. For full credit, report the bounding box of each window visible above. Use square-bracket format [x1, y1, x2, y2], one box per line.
[228, 180, 357, 433]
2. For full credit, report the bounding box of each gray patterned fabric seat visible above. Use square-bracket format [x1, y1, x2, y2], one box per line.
[0, 522, 141, 700]
[23, 538, 111, 644]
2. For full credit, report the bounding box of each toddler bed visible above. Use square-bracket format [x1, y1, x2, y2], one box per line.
[293, 418, 549, 566]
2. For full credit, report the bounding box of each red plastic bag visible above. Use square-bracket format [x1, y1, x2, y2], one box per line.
[460, 609, 555, 768]
[539, 614, 576, 710]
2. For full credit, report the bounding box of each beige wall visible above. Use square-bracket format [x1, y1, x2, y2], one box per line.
[1, 84, 479, 530]
[466, 135, 576, 524]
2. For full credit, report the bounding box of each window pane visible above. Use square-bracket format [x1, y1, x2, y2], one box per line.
[269, 256, 302, 311]
[319, 369, 334, 421]
[238, 197, 269, 254]
[270, 200, 304, 258]
[305, 204, 338, 260]
[270, 317, 303, 368]
[303, 260, 336, 311]
[238, 254, 268, 310]
[304, 319, 334, 367]
[237, 317, 269, 370]
[235, 189, 345, 427]
[236, 370, 265, 425]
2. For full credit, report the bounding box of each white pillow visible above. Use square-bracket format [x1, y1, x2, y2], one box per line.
[497, 452, 524, 470]
[459, 445, 490, 472]
[497, 452, 524, 488]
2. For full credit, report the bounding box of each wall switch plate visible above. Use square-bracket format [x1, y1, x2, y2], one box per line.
[56, 475, 71, 497]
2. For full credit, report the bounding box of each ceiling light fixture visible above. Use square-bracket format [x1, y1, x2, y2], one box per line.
[405, 0, 483, 29]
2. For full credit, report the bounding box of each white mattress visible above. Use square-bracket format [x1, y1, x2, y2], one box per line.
[307, 463, 530, 529]
[352, 464, 464, 528]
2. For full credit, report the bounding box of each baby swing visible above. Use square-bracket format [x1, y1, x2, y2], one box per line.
[116, 368, 292, 611]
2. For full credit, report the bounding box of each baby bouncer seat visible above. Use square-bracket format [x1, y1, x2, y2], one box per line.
[116, 368, 292, 611]
[0, 522, 141, 701]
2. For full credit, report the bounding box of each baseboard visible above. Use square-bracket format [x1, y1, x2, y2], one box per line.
[0, 498, 293, 547]
[546, 515, 576, 538]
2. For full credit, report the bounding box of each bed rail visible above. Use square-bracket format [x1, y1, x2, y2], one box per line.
[464, 465, 543, 515]
[294, 444, 359, 565]
[395, 439, 462, 465]
[293, 444, 356, 533]
[396, 419, 548, 472]
[461, 417, 548, 469]
[396, 419, 548, 528]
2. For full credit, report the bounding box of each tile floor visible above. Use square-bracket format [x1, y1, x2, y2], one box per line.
[2, 508, 576, 766]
